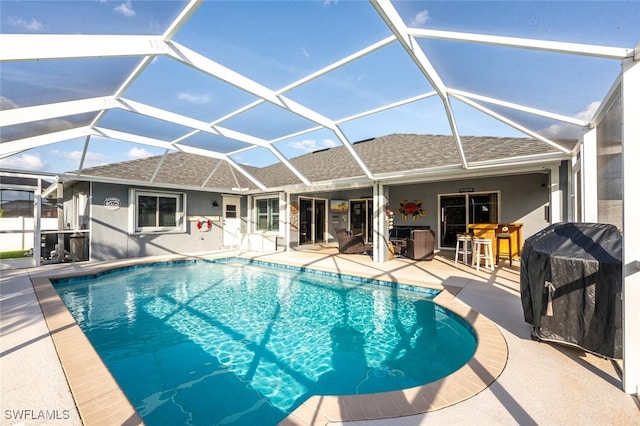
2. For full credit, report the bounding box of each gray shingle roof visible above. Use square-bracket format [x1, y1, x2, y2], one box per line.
[76, 155, 162, 181]
[73, 134, 577, 191]
[252, 134, 576, 186]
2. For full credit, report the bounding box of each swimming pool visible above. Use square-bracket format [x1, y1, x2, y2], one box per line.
[53, 259, 477, 426]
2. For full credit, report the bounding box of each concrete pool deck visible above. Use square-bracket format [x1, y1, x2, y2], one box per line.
[1, 249, 639, 425]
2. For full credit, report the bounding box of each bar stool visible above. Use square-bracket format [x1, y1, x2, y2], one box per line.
[495, 224, 512, 266]
[455, 233, 474, 265]
[472, 238, 494, 271]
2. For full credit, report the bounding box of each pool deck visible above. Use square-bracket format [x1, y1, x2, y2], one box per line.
[1, 248, 639, 425]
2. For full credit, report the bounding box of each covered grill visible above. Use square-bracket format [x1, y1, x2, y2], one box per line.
[520, 223, 622, 359]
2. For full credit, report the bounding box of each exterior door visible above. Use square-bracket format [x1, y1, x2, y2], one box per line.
[299, 198, 313, 245]
[223, 196, 241, 247]
[314, 199, 326, 243]
[440, 195, 467, 248]
[298, 198, 326, 245]
[439, 193, 499, 248]
[349, 199, 373, 242]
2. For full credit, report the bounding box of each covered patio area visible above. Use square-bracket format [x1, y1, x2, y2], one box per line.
[1, 250, 638, 425]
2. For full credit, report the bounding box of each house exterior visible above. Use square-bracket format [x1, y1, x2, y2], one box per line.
[15, 133, 575, 263]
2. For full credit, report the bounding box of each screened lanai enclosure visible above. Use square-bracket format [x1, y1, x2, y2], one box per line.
[1, 0, 639, 396]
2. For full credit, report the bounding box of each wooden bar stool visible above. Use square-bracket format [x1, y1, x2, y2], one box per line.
[472, 238, 494, 271]
[495, 224, 512, 266]
[455, 233, 473, 265]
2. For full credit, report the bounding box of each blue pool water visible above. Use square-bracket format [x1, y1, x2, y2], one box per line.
[54, 259, 476, 426]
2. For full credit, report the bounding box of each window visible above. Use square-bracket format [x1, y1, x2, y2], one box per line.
[0, 189, 56, 218]
[133, 191, 184, 232]
[256, 198, 279, 232]
[225, 203, 237, 219]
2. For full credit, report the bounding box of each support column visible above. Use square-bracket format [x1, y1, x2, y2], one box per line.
[549, 164, 562, 224]
[284, 192, 290, 252]
[581, 129, 598, 222]
[56, 181, 64, 262]
[33, 179, 42, 267]
[622, 57, 640, 395]
[372, 181, 389, 263]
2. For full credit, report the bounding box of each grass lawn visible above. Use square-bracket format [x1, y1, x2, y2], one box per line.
[0, 250, 32, 259]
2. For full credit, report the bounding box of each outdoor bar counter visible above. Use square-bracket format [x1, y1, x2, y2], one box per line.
[469, 223, 523, 261]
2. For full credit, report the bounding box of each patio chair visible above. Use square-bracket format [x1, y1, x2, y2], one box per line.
[406, 229, 436, 260]
[334, 228, 366, 254]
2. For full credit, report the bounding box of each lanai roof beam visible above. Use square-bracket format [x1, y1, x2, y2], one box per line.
[370, 0, 468, 169]
[448, 90, 590, 127]
[450, 94, 573, 154]
[165, 40, 375, 180]
[409, 28, 634, 60]
[0, 35, 167, 62]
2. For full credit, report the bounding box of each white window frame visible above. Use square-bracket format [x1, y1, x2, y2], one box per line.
[254, 195, 281, 233]
[129, 189, 186, 234]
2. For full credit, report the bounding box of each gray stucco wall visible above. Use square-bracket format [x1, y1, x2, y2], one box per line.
[388, 172, 551, 244]
[289, 171, 552, 249]
[90, 183, 234, 261]
[89, 171, 555, 258]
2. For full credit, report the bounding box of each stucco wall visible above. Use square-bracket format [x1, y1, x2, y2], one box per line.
[90, 183, 232, 261]
[388, 172, 551, 244]
[88, 171, 555, 258]
[287, 172, 552, 249]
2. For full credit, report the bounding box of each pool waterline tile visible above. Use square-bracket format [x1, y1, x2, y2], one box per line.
[32, 253, 508, 426]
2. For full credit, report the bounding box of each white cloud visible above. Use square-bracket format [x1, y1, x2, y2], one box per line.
[114, 1, 135, 18]
[0, 153, 48, 171]
[574, 101, 600, 121]
[0, 96, 19, 110]
[410, 10, 430, 27]
[541, 101, 600, 139]
[301, 48, 310, 59]
[177, 92, 212, 104]
[288, 138, 338, 153]
[50, 150, 108, 168]
[8, 16, 44, 31]
[127, 147, 153, 159]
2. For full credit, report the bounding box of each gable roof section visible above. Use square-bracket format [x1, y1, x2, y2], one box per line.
[76, 152, 260, 191]
[71, 133, 576, 191]
[76, 155, 162, 182]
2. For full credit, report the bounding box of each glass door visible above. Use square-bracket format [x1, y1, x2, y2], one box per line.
[298, 198, 326, 245]
[439, 193, 499, 248]
[314, 199, 326, 243]
[349, 199, 373, 243]
[299, 198, 313, 245]
[468, 193, 498, 224]
[440, 195, 467, 248]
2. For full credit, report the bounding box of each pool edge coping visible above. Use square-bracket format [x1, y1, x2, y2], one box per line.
[31, 275, 144, 426]
[31, 255, 508, 426]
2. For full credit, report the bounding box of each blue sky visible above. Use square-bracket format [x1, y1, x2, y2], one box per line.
[1, 1, 639, 174]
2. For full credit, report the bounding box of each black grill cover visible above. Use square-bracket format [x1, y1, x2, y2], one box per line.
[520, 223, 622, 359]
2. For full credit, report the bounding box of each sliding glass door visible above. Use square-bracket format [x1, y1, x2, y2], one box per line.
[349, 199, 373, 243]
[299, 198, 326, 245]
[439, 192, 499, 248]
[440, 195, 467, 248]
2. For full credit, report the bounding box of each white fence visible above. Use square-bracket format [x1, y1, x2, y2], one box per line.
[0, 217, 58, 252]
[239, 233, 281, 252]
